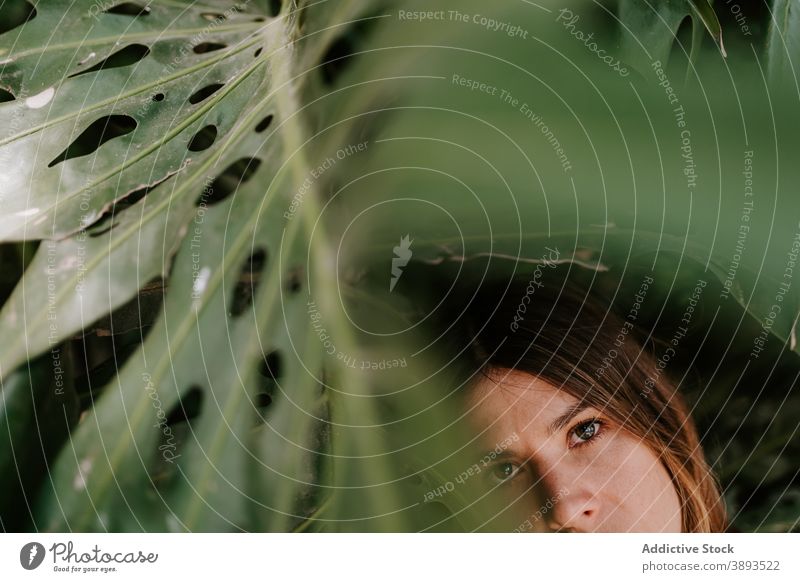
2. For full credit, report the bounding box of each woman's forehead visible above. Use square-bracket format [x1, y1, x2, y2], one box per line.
[468, 368, 582, 426]
[473, 367, 564, 397]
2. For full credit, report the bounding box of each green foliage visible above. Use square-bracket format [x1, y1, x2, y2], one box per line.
[1, 0, 798, 532]
[618, 0, 725, 73]
[767, 0, 800, 83]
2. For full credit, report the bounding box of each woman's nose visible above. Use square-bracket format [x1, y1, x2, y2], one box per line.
[537, 463, 601, 532]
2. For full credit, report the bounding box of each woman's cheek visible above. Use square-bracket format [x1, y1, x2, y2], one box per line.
[602, 431, 682, 531]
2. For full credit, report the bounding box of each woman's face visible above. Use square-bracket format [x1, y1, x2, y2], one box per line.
[467, 368, 683, 532]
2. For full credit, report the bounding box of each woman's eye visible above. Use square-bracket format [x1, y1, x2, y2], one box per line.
[488, 461, 522, 484]
[568, 420, 602, 448]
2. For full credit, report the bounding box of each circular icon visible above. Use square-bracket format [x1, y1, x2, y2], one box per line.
[19, 542, 46, 570]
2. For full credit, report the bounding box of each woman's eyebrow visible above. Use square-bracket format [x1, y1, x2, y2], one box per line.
[548, 402, 591, 435]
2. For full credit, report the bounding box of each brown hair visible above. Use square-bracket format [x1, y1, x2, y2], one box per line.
[445, 272, 727, 532]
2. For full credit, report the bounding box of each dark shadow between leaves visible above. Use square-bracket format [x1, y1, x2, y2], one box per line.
[197, 157, 262, 206]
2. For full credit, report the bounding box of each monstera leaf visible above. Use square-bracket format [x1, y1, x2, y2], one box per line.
[0, 0, 285, 375]
[0, 0, 431, 532]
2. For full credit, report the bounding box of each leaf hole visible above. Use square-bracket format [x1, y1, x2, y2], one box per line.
[68, 44, 151, 78]
[48, 115, 137, 168]
[104, 2, 151, 17]
[188, 83, 224, 105]
[268, 0, 281, 17]
[255, 391, 272, 408]
[166, 386, 204, 427]
[230, 248, 268, 317]
[197, 157, 262, 206]
[0, 87, 15, 103]
[193, 42, 227, 54]
[254, 47, 263, 57]
[286, 267, 303, 294]
[151, 385, 203, 486]
[187, 125, 218, 152]
[153, 385, 204, 474]
[0, 1, 36, 36]
[254, 114, 273, 133]
[260, 350, 282, 381]
[151, 93, 165, 102]
[254, 350, 281, 421]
